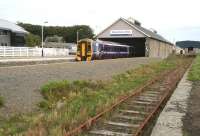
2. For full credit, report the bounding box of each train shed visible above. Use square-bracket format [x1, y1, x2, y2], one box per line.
[96, 18, 174, 58]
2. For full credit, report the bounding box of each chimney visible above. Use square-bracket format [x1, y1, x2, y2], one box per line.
[127, 17, 141, 26]
[149, 28, 157, 34]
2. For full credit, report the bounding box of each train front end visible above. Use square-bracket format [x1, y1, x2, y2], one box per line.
[76, 39, 93, 61]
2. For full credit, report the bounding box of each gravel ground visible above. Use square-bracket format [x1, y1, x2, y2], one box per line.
[0, 57, 160, 116]
[183, 81, 200, 136]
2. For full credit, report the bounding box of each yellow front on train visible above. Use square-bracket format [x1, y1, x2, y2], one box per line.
[76, 39, 93, 61]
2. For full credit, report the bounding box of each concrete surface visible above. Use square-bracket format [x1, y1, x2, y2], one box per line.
[0, 56, 75, 67]
[0, 56, 75, 62]
[151, 70, 192, 136]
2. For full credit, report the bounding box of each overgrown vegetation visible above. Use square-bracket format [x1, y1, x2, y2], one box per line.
[188, 54, 200, 81]
[0, 56, 193, 136]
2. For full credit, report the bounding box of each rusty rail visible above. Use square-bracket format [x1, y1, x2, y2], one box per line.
[63, 69, 175, 136]
[133, 67, 186, 136]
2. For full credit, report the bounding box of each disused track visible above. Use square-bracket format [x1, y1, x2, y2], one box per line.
[64, 62, 191, 136]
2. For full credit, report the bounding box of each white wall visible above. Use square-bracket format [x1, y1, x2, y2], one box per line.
[0, 46, 69, 57]
[175, 46, 185, 54]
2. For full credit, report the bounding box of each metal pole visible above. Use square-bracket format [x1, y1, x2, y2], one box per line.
[41, 25, 44, 57]
[77, 31, 79, 45]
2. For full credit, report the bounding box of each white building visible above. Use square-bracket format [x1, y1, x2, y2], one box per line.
[0, 19, 28, 47]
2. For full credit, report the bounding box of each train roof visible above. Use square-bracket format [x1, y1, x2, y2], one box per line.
[78, 38, 130, 47]
[78, 38, 93, 43]
[95, 40, 130, 47]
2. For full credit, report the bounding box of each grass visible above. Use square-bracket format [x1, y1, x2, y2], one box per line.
[188, 54, 200, 81]
[0, 55, 193, 136]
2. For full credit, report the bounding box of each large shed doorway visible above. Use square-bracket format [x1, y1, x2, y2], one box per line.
[98, 38, 146, 57]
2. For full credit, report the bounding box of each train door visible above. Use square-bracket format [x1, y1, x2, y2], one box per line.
[86, 42, 92, 61]
[77, 40, 92, 61]
[81, 42, 87, 61]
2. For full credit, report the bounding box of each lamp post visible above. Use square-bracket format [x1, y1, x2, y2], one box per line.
[76, 29, 82, 46]
[41, 21, 48, 57]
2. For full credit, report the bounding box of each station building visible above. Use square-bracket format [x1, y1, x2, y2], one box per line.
[176, 41, 200, 54]
[96, 18, 174, 58]
[0, 19, 28, 47]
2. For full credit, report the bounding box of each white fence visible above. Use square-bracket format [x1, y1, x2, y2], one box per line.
[0, 46, 69, 57]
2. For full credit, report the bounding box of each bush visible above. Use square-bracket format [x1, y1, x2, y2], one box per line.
[40, 80, 105, 110]
[25, 34, 41, 47]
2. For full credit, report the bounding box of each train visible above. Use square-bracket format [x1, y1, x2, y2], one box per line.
[76, 39, 133, 61]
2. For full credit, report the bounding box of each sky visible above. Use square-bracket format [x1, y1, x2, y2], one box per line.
[0, 0, 200, 42]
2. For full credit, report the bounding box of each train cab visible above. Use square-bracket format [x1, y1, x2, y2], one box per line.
[76, 39, 93, 61]
[76, 39, 132, 61]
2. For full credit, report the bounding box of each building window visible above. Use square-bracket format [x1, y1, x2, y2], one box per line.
[0, 30, 8, 35]
[3, 31, 8, 35]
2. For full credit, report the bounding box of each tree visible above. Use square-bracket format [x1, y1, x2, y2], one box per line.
[18, 22, 95, 43]
[25, 34, 41, 47]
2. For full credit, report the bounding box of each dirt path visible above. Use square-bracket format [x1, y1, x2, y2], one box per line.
[0, 57, 160, 116]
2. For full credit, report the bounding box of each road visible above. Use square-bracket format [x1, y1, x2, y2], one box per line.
[0, 57, 161, 116]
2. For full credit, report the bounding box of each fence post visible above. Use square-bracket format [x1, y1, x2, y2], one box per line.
[12, 47, 14, 57]
[19, 47, 22, 57]
[3, 46, 5, 57]
[27, 48, 28, 57]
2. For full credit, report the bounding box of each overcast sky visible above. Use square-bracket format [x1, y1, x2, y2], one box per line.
[1, 0, 199, 42]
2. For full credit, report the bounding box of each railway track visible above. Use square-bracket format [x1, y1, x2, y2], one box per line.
[64, 63, 191, 136]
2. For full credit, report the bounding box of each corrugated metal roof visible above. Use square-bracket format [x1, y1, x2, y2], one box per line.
[96, 18, 173, 45]
[0, 19, 28, 34]
[121, 18, 172, 44]
[176, 41, 200, 48]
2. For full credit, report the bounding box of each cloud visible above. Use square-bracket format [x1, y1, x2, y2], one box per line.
[1, 0, 200, 41]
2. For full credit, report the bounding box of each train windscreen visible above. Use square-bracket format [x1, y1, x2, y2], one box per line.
[92, 43, 98, 52]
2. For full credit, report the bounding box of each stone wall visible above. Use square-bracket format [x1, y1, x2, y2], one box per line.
[147, 38, 173, 58]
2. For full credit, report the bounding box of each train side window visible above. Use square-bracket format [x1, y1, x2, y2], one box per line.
[87, 44, 91, 51]
[111, 46, 114, 52]
[93, 43, 98, 52]
[104, 45, 108, 51]
[114, 46, 117, 52]
[99, 44, 103, 51]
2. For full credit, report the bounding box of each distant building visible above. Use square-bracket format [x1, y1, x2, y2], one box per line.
[44, 42, 77, 55]
[45, 35, 64, 43]
[175, 46, 185, 54]
[96, 18, 174, 58]
[44, 35, 77, 54]
[0, 19, 28, 47]
[176, 41, 200, 54]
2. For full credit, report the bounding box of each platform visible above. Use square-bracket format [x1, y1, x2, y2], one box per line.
[150, 70, 192, 136]
[0, 56, 75, 67]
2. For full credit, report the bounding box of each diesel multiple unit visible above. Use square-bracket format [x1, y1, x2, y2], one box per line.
[76, 39, 133, 61]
